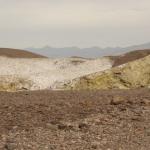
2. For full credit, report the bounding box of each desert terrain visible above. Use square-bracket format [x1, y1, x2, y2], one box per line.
[0, 48, 113, 91]
[0, 48, 150, 150]
[0, 89, 150, 150]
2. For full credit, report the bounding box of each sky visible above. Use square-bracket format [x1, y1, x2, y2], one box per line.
[0, 0, 150, 49]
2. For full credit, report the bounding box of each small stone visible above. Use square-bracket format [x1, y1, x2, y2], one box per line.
[91, 144, 97, 149]
[142, 99, 150, 105]
[57, 123, 73, 130]
[57, 124, 67, 130]
[101, 138, 107, 145]
[4, 142, 17, 150]
[127, 100, 133, 104]
[78, 123, 89, 129]
[91, 141, 100, 149]
[110, 96, 124, 105]
[12, 126, 18, 130]
[146, 129, 150, 136]
[46, 123, 57, 130]
[131, 117, 141, 121]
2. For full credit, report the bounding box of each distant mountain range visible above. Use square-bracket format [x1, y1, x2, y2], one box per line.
[26, 42, 150, 58]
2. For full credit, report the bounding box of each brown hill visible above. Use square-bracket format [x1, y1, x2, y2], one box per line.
[0, 48, 46, 58]
[109, 49, 150, 67]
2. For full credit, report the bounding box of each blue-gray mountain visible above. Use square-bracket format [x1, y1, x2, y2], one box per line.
[26, 42, 150, 58]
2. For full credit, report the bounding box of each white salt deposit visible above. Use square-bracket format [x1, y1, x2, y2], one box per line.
[0, 56, 113, 90]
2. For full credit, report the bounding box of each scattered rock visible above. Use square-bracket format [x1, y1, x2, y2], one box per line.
[0, 89, 150, 149]
[4, 142, 17, 150]
[46, 123, 57, 130]
[78, 122, 89, 129]
[142, 99, 150, 105]
[110, 96, 125, 105]
[127, 100, 134, 104]
[91, 141, 100, 149]
[57, 123, 73, 130]
[146, 129, 150, 136]
[131, 117, 142, 122]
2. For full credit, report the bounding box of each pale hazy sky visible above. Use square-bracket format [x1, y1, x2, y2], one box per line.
[0, 0, 150, 48]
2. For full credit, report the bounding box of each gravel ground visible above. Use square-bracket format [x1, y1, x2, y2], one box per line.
[0, 88, 150, 150]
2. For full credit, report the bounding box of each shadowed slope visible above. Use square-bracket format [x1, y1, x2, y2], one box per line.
[110, 49, 150, 67]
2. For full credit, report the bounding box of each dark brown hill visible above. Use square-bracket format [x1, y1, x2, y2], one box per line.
[0, 48, 46, 58]
[110, 49, 150, 67]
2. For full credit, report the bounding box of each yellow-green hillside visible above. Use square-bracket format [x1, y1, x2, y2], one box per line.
[0, 76, 33, 92]
[66, 55, 150, 90]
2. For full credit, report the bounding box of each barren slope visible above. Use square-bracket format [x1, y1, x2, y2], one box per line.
[0, 48, 46, 58]
[110, 49, 150, 67]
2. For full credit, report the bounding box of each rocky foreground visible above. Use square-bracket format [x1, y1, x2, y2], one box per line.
[0, 88, 150, 150]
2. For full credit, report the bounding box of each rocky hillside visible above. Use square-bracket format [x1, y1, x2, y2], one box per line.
[0, 49, 150, 92]
[65, 55, 150, 90]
